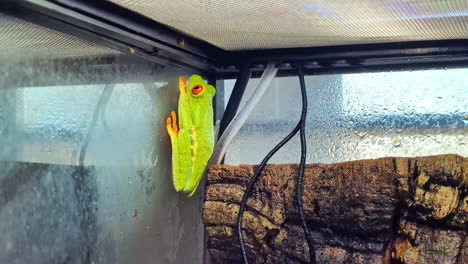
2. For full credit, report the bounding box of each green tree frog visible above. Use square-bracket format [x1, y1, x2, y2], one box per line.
[166, 75, 216, 197]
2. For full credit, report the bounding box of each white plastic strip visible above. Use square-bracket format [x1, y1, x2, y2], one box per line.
[209, 63, 278, 165]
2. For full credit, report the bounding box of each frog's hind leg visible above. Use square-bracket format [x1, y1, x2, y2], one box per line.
[166, 111, 192, 192]
[166, 111, 183, 191]
[176, 128, 191, 192]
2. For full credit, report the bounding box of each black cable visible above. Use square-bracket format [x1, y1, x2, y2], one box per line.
[237, 122, 300, 263]
[237, 63, 315, 263]
[296, 63, 316, 263]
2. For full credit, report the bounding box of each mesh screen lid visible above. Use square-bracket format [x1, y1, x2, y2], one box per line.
[109, 0, 468, 50]
[0, 13, 120, 61]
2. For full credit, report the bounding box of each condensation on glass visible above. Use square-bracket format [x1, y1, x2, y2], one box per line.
[0, 14, 204, 264]
[224, 69, 468, 165]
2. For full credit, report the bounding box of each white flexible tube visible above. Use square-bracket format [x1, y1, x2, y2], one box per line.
[209, 63, 278, 165]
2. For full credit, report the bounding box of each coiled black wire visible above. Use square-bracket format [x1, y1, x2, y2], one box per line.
[236, 63, 316, 263]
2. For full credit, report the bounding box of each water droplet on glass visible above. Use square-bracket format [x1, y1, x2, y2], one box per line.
[357, 131, 367, 139]
[392, 136, 402, 147]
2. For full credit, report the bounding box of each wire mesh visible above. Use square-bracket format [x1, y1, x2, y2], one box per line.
[110, 0, 468, 50]
[0, 13, 121, 61]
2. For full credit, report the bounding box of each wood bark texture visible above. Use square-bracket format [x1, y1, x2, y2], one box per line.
[203, 154, 467, 264]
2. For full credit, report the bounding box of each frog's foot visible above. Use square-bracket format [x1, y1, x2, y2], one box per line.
[166, 111, 179, 137]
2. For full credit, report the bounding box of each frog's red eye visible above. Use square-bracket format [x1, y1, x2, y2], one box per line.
[191, 84, 204, 95]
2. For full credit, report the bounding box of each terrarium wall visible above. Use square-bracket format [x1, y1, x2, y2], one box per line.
[224, 69, 467, 165]
[0, 14, 206, 264]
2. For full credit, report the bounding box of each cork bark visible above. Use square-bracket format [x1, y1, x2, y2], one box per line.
[203, 155, 467, 264]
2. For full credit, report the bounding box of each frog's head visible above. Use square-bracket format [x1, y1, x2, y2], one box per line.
[186, 74, 216, 101]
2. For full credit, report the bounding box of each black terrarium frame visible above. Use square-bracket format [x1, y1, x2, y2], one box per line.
[5, 0, 468, 77]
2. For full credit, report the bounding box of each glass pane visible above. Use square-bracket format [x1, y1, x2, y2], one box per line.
[224, 68, 468, 165]
[0, 18, 204, 263]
